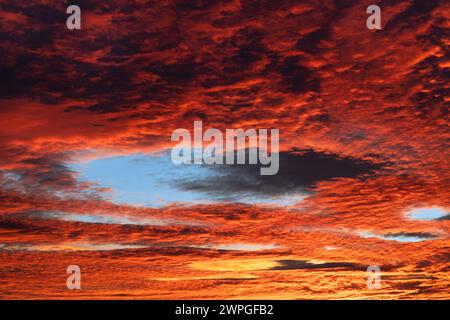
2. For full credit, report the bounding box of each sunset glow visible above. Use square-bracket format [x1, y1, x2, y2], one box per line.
[0, 0, 448, 300]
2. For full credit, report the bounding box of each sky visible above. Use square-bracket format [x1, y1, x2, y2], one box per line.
[0, 0, 449, 299]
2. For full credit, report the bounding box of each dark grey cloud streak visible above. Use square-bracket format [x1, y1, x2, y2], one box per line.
[176, 149, 383, 200]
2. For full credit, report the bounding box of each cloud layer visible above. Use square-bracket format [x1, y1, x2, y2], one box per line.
[0, 0, 449, 299]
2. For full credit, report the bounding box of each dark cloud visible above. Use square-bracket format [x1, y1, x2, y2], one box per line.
[384, 0, 440, 30]
[271, 259, 365, 271]
[272, 260, 402, 272]
[175, 0, 222, 12]
[383, 232, 438, 240]
[278, 56, 320, 94]
[436, 214, 450, 221]
[177, 149, 383, 200]
[0, 219, 30, 231]
[19, 155, 79, 190]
